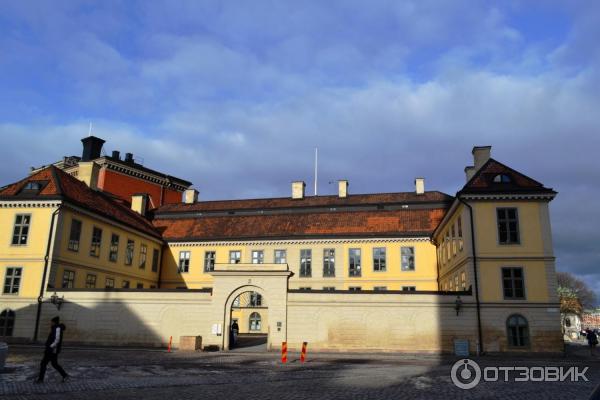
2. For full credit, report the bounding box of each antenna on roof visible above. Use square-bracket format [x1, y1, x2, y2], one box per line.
[88, 122, 93, 137]
[314, 147, 318, 196]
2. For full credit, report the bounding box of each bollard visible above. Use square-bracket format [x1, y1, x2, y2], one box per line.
[281, 342, 287, 363]
[168, 336, 173, 353]
[300, 342, 308, 363]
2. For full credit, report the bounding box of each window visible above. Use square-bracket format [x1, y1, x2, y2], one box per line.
[0, 309, 15, 336]
[402, 286, 416, 291]
[125, 240, 134, 265]
[68, 219, 82, 251]
[401, 247, 415, 271]
[454, 275, 459, 291]
[85, 274, 96, 288]
[250, 292, 262, 307]
[507, 314, 529, 347]
[233, 296, 241, 307]
[105, 278, 115, 289]
[497, 208, 520, 244]
[323, 249, 335, 277]
[122, 280, 130, 289]
[323, 286, 335, 291]
[349, 249, 361, 277]
[349, 286, 362, 291]
[229, 250, 241, 264]
[502, 267, 525, 299]
[299, 287, 311, 291]
[274, 249, 287, 264]
[249, 312, 261, 331]
[3, 267, 22, 294]
[374, 286, 387, 291]
[251, 250, 264, 264]
[139, 244, 147, 269]
[12, 214, 31, 245]
[109, 234, 119, 262]
[137, 283, 144, 289]
[90, 227, 102, 257]
[493, 174, 512, 183]
[445, 230, 451, 260]
[373, 247, 386, 271]
[461, 272, 466, 290]
[204, 251, 216, 272]
[300, 249, 312, 277]
[457, 216, 464, 251]
[151, 249, 160, 272]
[451, 225, 457, 256]
[179, 251, 191, 273]
[62, 270, 75, 288]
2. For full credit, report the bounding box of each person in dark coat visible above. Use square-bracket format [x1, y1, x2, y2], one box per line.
[587, 329, 598, 356]
[230, 320, 239, 349]
[36, 316, 69, 383]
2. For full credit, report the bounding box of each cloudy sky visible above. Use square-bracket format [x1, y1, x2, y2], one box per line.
[1, 1, 598, 297]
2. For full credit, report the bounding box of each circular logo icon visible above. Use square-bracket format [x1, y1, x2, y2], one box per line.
[451, 359, 481, 390]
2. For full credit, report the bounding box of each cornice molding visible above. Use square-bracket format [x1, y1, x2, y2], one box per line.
[0, 200, 61, 208]
[168, 237, 431, 247]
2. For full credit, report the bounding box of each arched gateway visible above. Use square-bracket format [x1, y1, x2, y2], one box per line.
[208, 263, 291, 351]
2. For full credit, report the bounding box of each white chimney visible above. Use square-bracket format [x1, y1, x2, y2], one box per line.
[415, 178, 425, 195]
[472, 146, 491, 171]
[338, 180, 349, 198]
[184, 189, 199, 204]
[292, 181, 305, 199]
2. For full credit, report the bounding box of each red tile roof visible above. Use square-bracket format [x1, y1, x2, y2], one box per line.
[0, 166, 162, 239]
[153, 208, 448, 241]
[460, 158, 556, 195]
[155, 191, 453, 213]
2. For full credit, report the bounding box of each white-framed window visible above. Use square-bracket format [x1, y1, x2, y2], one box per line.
[139, 244, 147, 269]
[229, 250, 241, 264]
[457, 216, 464, 251]
[3, 267, 22, 294]
[11, 214, 31, 245]
[274, 249, 287, 264]
[90, 226, 102, 257]
[109, 233, 119, 262]
[62, 270, 75, 288]
[300, 249, 311, 277]
[402, 286, 416, 291]
[323, 249, 335, 277]
[373, 247, 386, 271]
[374, 286, 387, 291]
[250, 292, 262, 307]
[178, 251, 191, 273]
[323, 286, 335, 291]
[461, 271, 466, 290]
[85, 274, 96, 288]
[105, 278, 115, 289]
[451, 224, 457, 256]
[204, 251, 216, 272]
[68, 219, 82, 251]
[401, 247, 415, 271]
[349, 249, 361, 277]
[249, 312, 262, 331]
[125, 239, 134, 266]
[251, 250, 264, 264]
[348, 286, 362, 291]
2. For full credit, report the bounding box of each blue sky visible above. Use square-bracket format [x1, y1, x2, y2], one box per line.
[1, 1, 599, 298]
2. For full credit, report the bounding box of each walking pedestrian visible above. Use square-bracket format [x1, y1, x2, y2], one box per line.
[587, 328, 598, 356]
[36, 316, 69, 383]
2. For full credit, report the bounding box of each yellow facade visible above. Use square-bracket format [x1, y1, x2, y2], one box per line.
[50, 207, 163, 290]
[0, 203, 59, 299]
[161, 239, 438, 292]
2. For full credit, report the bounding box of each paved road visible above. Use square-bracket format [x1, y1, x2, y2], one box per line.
[2, 345, 599, 399]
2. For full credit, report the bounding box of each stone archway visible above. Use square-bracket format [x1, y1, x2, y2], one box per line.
[209, 263, 291, 351]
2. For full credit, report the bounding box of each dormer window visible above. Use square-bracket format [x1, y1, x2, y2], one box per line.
[493, 174, 512, 183]
[24, 182, 43, 190]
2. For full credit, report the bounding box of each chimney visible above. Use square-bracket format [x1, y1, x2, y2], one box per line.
[184, 189, 199, 204]
[292, 181, 305, 200]
[111, 150, 120, 160]
[131, 193, 148, 216]
[415, 178, 425, 195]
[77, 161, 100, 190]
[465, 166, 476, 182]
[124, 152, 134, 163]
[472, 146, 491, 171]
[81, 136, 105, 161]
[338, 180, 349, 198]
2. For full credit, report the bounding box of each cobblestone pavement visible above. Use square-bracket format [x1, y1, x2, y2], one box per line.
[2, 345, 600, 399]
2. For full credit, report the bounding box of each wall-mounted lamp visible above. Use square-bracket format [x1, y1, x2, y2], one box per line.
[50, 292, 64, 310]
[455, 296, 463, 316]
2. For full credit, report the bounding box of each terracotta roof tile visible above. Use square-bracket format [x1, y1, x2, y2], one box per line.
[0, 166, 162, 239]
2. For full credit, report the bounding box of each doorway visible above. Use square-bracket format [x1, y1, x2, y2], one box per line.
[229, 290, 268, 351]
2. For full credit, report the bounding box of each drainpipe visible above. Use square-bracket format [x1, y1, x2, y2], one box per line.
[459, 198, 484, 355]
[33, 205, 62, 342]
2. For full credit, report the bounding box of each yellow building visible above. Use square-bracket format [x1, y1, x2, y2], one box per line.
[0, 145, 562, 354]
